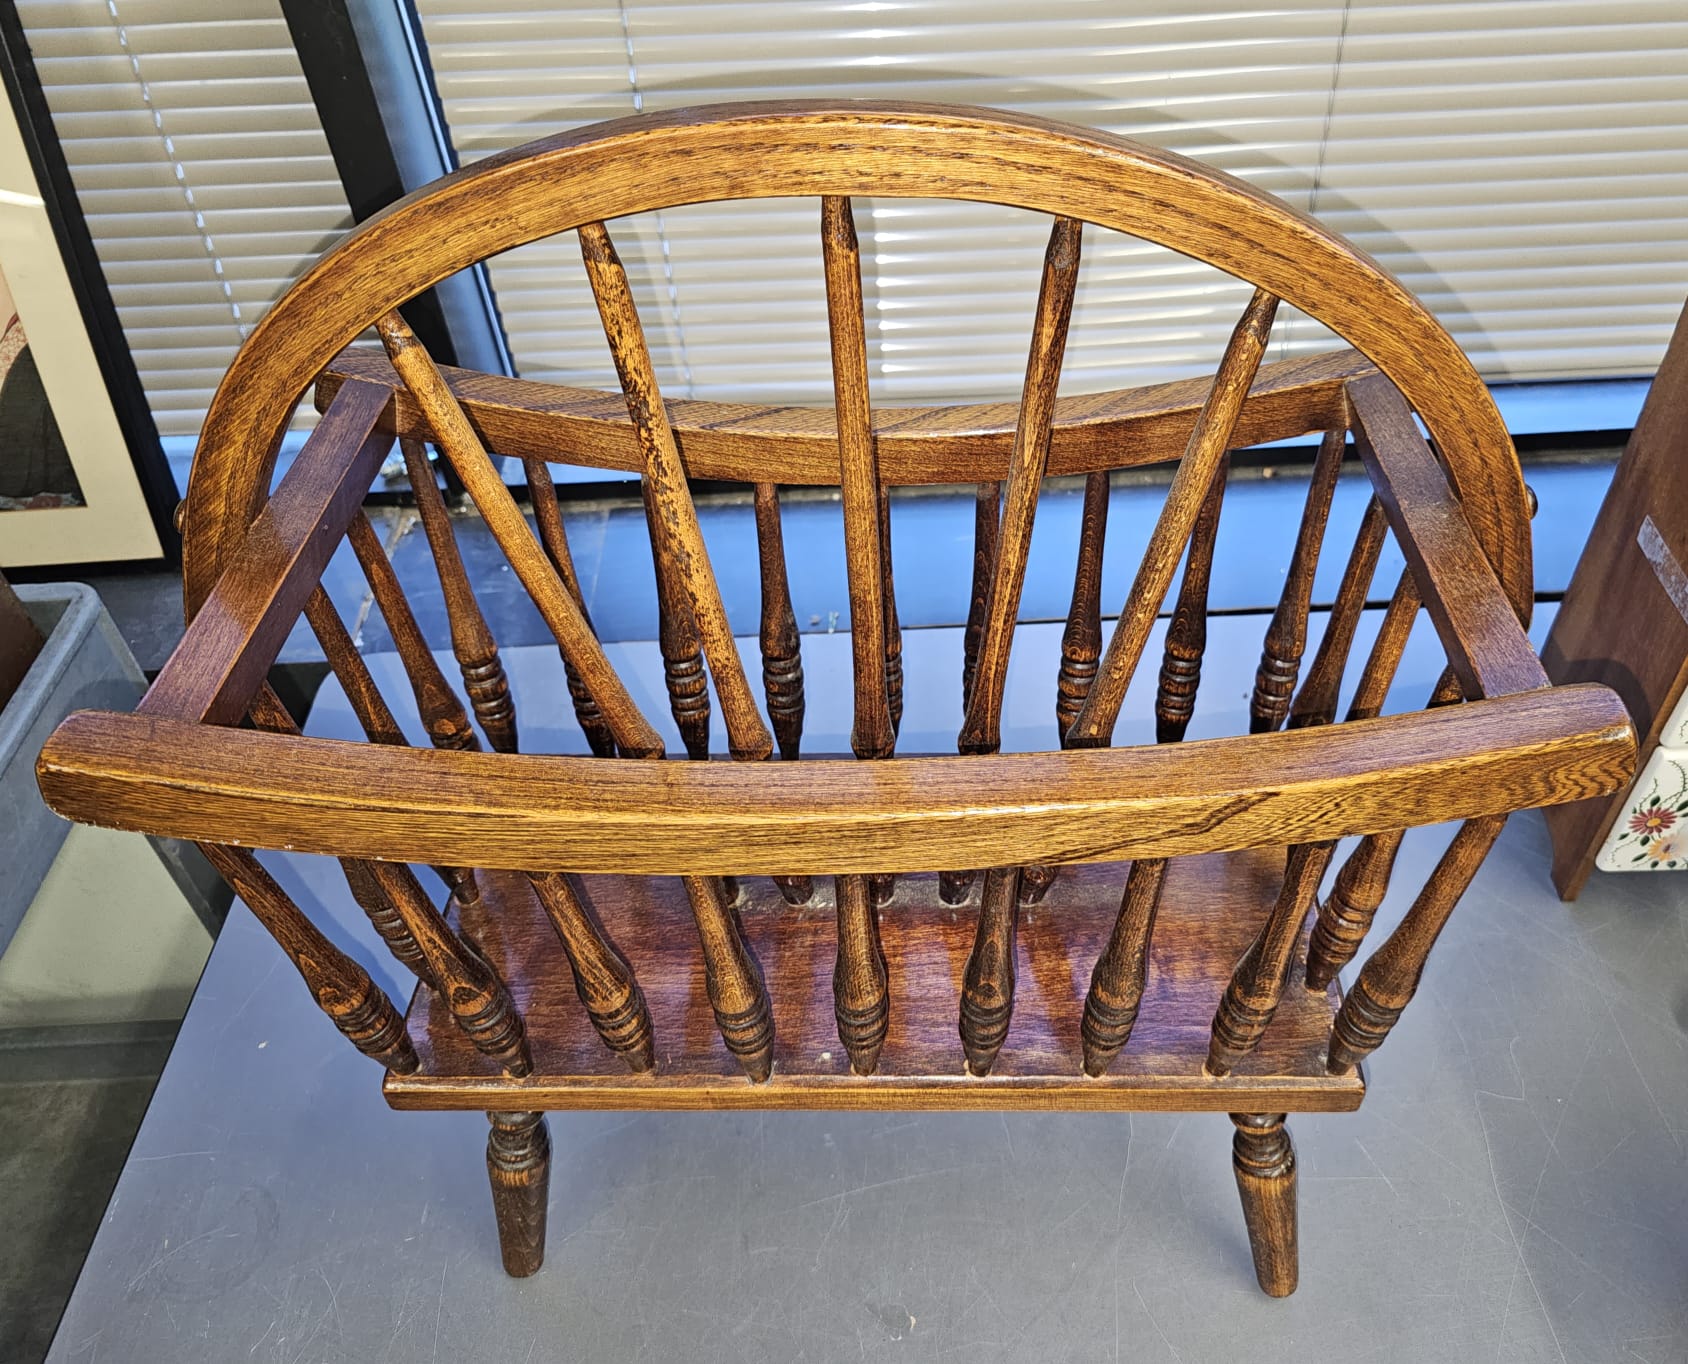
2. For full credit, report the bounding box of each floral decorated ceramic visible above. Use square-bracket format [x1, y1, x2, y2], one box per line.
[1596, 745, 1688, 873]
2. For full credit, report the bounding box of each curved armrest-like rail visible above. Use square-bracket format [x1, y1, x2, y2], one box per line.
[39, 685, 1633, 876]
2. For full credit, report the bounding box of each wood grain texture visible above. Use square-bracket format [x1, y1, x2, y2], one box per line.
[138, 379, 392, 727]
[833, 874, 890, 1074]
[879, 488, 904, 738]
[1154, 452, 1229, 744]
[642, 478, 713, 761]
[753, 482, 805, 762]
[523, 455, 618, 759]
[822, 196, 894, 762]
[1328, 814, 1508, 1073]
[319, 344, 1369, 489]
[200, 843, 416, 1074]
[1286, 498, 1387, 730]
[960, 867, 1022, 1075]
[40, 685, 1635, 875]
[1056, 470, 1110, 741]
[486, 1111, 550, 1277]
[963, 481, 1000, 712]
[1068, 289, 1279, 748]
[376, 311, 665, 759]
[682, 873, 775, 1082]
[1251, 424, 1346, 733]
[1231, 1113, 1298, 1297]
[400, 438, 516, 752]
[1206, 840, 1336, 1076]
[1081, 856, 1167, 1076]
[527, 871, 654, 1072]
[385, 854, 1365, 1112]
[1542, 298, 1688, 898]
[580, 222, 771, 761]
[1348, 373, 1547, 698]
[959, 216, 1082, 756]
[1343, 572, 1422, 723]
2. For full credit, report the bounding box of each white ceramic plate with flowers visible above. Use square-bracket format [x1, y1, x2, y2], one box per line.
[1596, 746, 1688, 873]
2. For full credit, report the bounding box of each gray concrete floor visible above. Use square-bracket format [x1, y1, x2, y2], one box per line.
[34, 613, 1688, 1363]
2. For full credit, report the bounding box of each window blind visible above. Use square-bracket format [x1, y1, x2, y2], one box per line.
[16, 0, 353, 438]
[413, 0, 1688, 407]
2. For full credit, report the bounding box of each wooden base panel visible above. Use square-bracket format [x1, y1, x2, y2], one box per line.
[385, 850, 1364, 1113]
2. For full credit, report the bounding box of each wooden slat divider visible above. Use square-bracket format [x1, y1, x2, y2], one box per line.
[399, 438, 517, 752]
[578, 222, 772, 760]
[1250, 423, 1347, 733]
[960, 866, 1022, 1075]
[1081, 856, 1168, 1076]
[1056, 469, 1110, 740]
[1154, 452, 1229, 743]
[375, 310, 665, 759]
[753, 482, 805, 761]
[963, 481, 1001, 709]
[682, 873, 775, 1082]
[527, 871, 655, 1072]
[641, 479, 713, 760]
[832, 874, 890, 1074]
[880, 487, 904, 738]
[1285, 498, 1388, 730]
[1068, 289, 1280, 749]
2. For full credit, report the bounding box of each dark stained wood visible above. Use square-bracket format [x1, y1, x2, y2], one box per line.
[960, 866, 1022, 1076]
[319, 345, 1372, 490]
[579, 221, 771, 761]
[963, 481, 1001, 709]
[376, 310, 666, 759]
[1542, 298, 1688, 898]
[1207, 840, 1337, 1076]
[959, 216, 1082, 756]
[523, 455, 617, 759]
[833, 874, 890, 1074]
[345, 509, 478, 753]
[399, 437, 517, 752]
[386, 855, 1365, 1112]
[1343, 572, 1421, 723]
[1081, 856, 1167, 1076]
[365, 859, 532, 1077]
[879, 488, 904, 737]
[1251, 424, 1346, 733]
[1069, 289, 1279, 748]
[1231, 1113, 1298, 1297]
[939, 869, 978, 906]
[199, 842, 416, 1073]
[1057, 470, 1110, 740]
[0, 573, 44, 710]
[641, 479, 713, 761]
[1018, 864, 1058, 906]
[486, 1111, 550, 1277]
[338, 855, 439, 990]
[682, 873, 775, 1082]
[302, 587, 405, 747]
[1155, 452, 1229, 744]
[1348, 373, 1548, 699]
[1328, 814, 1508, 1073]
[1286, 498, 1387, 729]
[822, 196, 894, 762]
[753, 482, 805, 762]
[41, 685, 1635, 874]
[137, 379, 392, 728]
[527, 870, 654, 1072]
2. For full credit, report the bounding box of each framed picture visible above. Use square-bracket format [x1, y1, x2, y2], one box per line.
[0, 3, 175, 567]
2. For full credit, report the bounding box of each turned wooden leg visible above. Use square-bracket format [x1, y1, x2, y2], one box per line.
[487, 1111, 551, 1277]
[1230, 1113, 1298, 1297]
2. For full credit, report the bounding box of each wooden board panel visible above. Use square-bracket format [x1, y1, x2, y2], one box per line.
[385, 849, 1366, 1113]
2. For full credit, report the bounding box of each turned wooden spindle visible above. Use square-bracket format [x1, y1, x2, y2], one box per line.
[580, 222, 772, 761]
[833, 874, 890, 1074]
[963, 480, 1001, 709]
[1305, 670, 1464, 991]
[1285, 497, 1388, 729]
[1068, 289, 1280, 749]
[1056, 468, 1109, 741]
[528, 871, 654, 1072]
[345, 510, 478, 753]
[960, 866, 1022, 1076]
[682, 873, 774, 1082]
[376, 310, 665, 758]
[523, 456, 618, 758]
[487, 1111, 551, 1277]
[200, 843, 417, 1073]
[1251, 423, 1347, 733]
[938, 869, 978, 906]
[1017, 865, 1059, 906]
[400, 437, 517, 752]
[1206, 839, 1338, 1077]
[1328, 814, 1508, 1074]
[1154, 451, 1229, 743]
[880, 486, 904, 737]
[642, 478, 713, 760]
[1231, 1113, 1299, 1297]
[1343, 571, 1422, 723]
[366, 859, 532, 1076]
[753, 481, 805, 761]
[1081, 857, 1168, 1076]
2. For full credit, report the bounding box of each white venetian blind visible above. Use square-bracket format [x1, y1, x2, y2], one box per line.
[16, 0, 353, 438]
[413, 0, 1688, 406]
